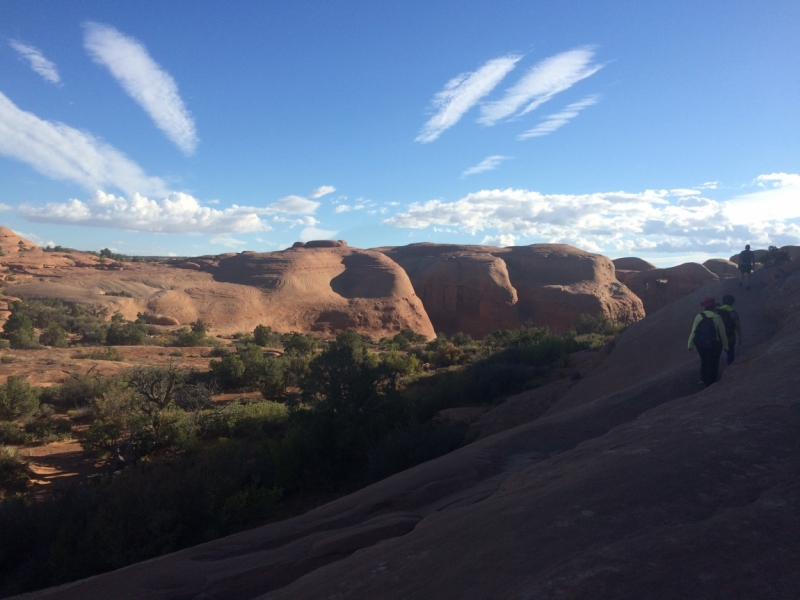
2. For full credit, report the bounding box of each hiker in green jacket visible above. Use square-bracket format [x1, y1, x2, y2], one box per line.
[716, 294, 742, 365]
[688, 297, 729, 386]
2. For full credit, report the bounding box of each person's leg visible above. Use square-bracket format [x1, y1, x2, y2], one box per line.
[698, 346, 712, 386]
[727, 339, 736, 365]
[708, 345, 722, 383]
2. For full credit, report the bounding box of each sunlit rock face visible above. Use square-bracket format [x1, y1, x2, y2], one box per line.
[378, 243, 645, 337]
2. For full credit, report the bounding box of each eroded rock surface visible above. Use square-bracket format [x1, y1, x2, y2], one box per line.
[616, 262, 718, 315]
[378, 243, 644, 337]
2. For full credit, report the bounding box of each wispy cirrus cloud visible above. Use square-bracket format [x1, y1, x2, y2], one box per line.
[9, 40, 61, 85]
[461, 155, 512, 177]
[517, 95, 599, 140]
[0, 91, 168, 196]
[383, 174, 800, 254]
[309, 185, 336, 198]
[479, 47, 602, 126]
[416, 55, 521, 143]
[83, 22, 198, 154]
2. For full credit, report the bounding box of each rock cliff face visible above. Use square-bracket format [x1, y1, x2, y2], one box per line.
[378, 243, 644, 337]
[615, 262, 718, 315]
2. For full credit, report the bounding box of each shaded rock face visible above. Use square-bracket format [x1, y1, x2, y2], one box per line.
[380, 243, 644, 337]
[617, 262, 718, 315]
[613, 256, 657, 272]
[703, 258, 739, 278]
[29, 261, 800, 600]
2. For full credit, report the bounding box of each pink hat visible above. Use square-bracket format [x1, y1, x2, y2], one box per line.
[700, 297, 717, 308]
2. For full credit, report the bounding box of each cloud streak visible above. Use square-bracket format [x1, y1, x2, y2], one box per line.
[0, 91, 168, 196]
[384, 175, 800, 254]
[416, 55, 521, 143]
[83, 22, 198, 154]
[479, 48, 602, 126]
[309, 185, 336, 198]
[517, 95, 599, 140]
[461, 155, 512, 177]
[9, 40, 61, 84]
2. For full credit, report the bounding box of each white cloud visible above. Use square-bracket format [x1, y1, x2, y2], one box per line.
[517, 95, 599, 140]
[0, 204, 12, 212]
[268, 195, 320, 214]
[83, 22, 198, 154]
[210, 234, 246, 247]
[479, 48, 602, 126]
[698, 181, 718, 190]
[9, 40, 61, 85]
[0, 91, 169, 196]
[299, 226, 338, 241]
[334, 204, 365, 213]
[416, 55, 521, 143]
[462, 155, 512, 177]
[309, 185, 336, 198]
[481, 234, 518, 247]
[19, 191, 270, 234]
[384, 175, 800, 254]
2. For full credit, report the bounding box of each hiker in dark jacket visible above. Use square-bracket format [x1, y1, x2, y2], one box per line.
[688, 297, 728, 386]
[716, 294, 742, 365]
[738, 244, 755, 289]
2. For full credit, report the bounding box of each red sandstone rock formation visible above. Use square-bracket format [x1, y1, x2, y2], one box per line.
[617, 262, 718, 314]
[378, 243, 645, 337]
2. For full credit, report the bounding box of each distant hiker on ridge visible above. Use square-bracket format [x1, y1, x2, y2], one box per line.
[716, 294, 742, 365]
[688, 297, 728, 387]
[739, 244, 755, 289]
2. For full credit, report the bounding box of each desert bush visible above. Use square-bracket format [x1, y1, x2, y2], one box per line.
[2, 313, 37, 349]
[105, 320, 146, 346]
[759, 245, 791, 268]
[168, 320, 214, 347]
[48, 372, 114, 409]
[253, 325, 282, 347]
[200, 400, 288, 439]
[39, 323, 68, 348]
[281, 332, 319, 356]
[0, 422, 29, 445]
[23, 417, 72, 443]
[73, 347, 125, 361]
[0, 376, 39, 421]
[0, 446, 31, 499]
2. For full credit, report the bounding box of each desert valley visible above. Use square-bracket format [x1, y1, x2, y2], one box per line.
[0, 225, 799, 599]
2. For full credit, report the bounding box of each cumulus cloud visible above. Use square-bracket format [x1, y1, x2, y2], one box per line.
[9, 40, 61, 84]
[481, 233, 518, 247]
[416, 55, 521, 143]
[19, 191, 271, 234]
[0, 91, 168, 196]
[268, 195, 320, 214]
[479, 48, 602, 126]
[299, 226, 338, 241]
[334, 204, 365, 213]
[517, 95, 598, 140]
[462, 155, 512, 177]
[309, 185, 336, 198]
[384, 175, 800, 254]
[83, 22, 198, 154]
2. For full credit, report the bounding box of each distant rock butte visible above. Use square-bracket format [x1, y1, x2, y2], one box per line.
[616, 262, 718, 315]
[377, 243, 645, 337]
[612, 256, 657, 272]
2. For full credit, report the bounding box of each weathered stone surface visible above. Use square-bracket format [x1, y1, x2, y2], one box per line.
[618, 262, 718, 315]
[380, 243, 645, 336]
[703, 258, 739, 278]
[613, 256, 657, 271]
[140, 313, 181, 326]
[25, 262, 800, 600]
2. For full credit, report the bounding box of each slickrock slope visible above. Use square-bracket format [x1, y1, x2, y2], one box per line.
[377, 243, 644, 337]
[612, 256, 657, 272]
[615, 262, 719, 315]
[0, 228, 433, 339]
[702, 258, 740, 278]
[25, 259, 800, 600]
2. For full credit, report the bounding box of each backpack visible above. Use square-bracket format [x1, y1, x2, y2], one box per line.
[716, 308, 737, 339]
[694, 313, 718, 349]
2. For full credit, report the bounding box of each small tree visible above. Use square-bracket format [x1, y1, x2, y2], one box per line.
[254, 325, 281, 347]
[39, 323, 68, 347]
[759, 246, 790, 268]
[0, 376, 40, 421]
[2, 313, 37, 349]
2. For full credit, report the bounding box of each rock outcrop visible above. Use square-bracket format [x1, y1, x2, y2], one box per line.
[616, 262, 718, 315]
[703, 258, 740, 278]
[378, 243, 644, 337]
[612, 256, 657, 272]
[26, 258, 800, 600]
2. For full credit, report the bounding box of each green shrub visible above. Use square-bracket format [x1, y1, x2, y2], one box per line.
[200, 400, 288, 439]
[23, 417, 72, 443]
[0, 422, 29, 445]
[39, 323, 69, 348]
[72, 347, 125, 361]
[759, 245, 791, 268]
[49, 372, 114, 409]
[0, 446, 31, 499]
[0, 376, 39, 421]
[2, 313, 37, 349]
[281, 332, 319, 356]
[253, 325, 281, 347]
[106, 321, 147, 346]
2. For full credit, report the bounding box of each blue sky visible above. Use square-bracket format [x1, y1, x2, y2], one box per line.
[1, 1, 799, 265]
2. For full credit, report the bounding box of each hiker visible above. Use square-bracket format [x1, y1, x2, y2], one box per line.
[739, 244, 756, 289]
[716, 294, 742, 365]
[688, 297, 728, 386]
